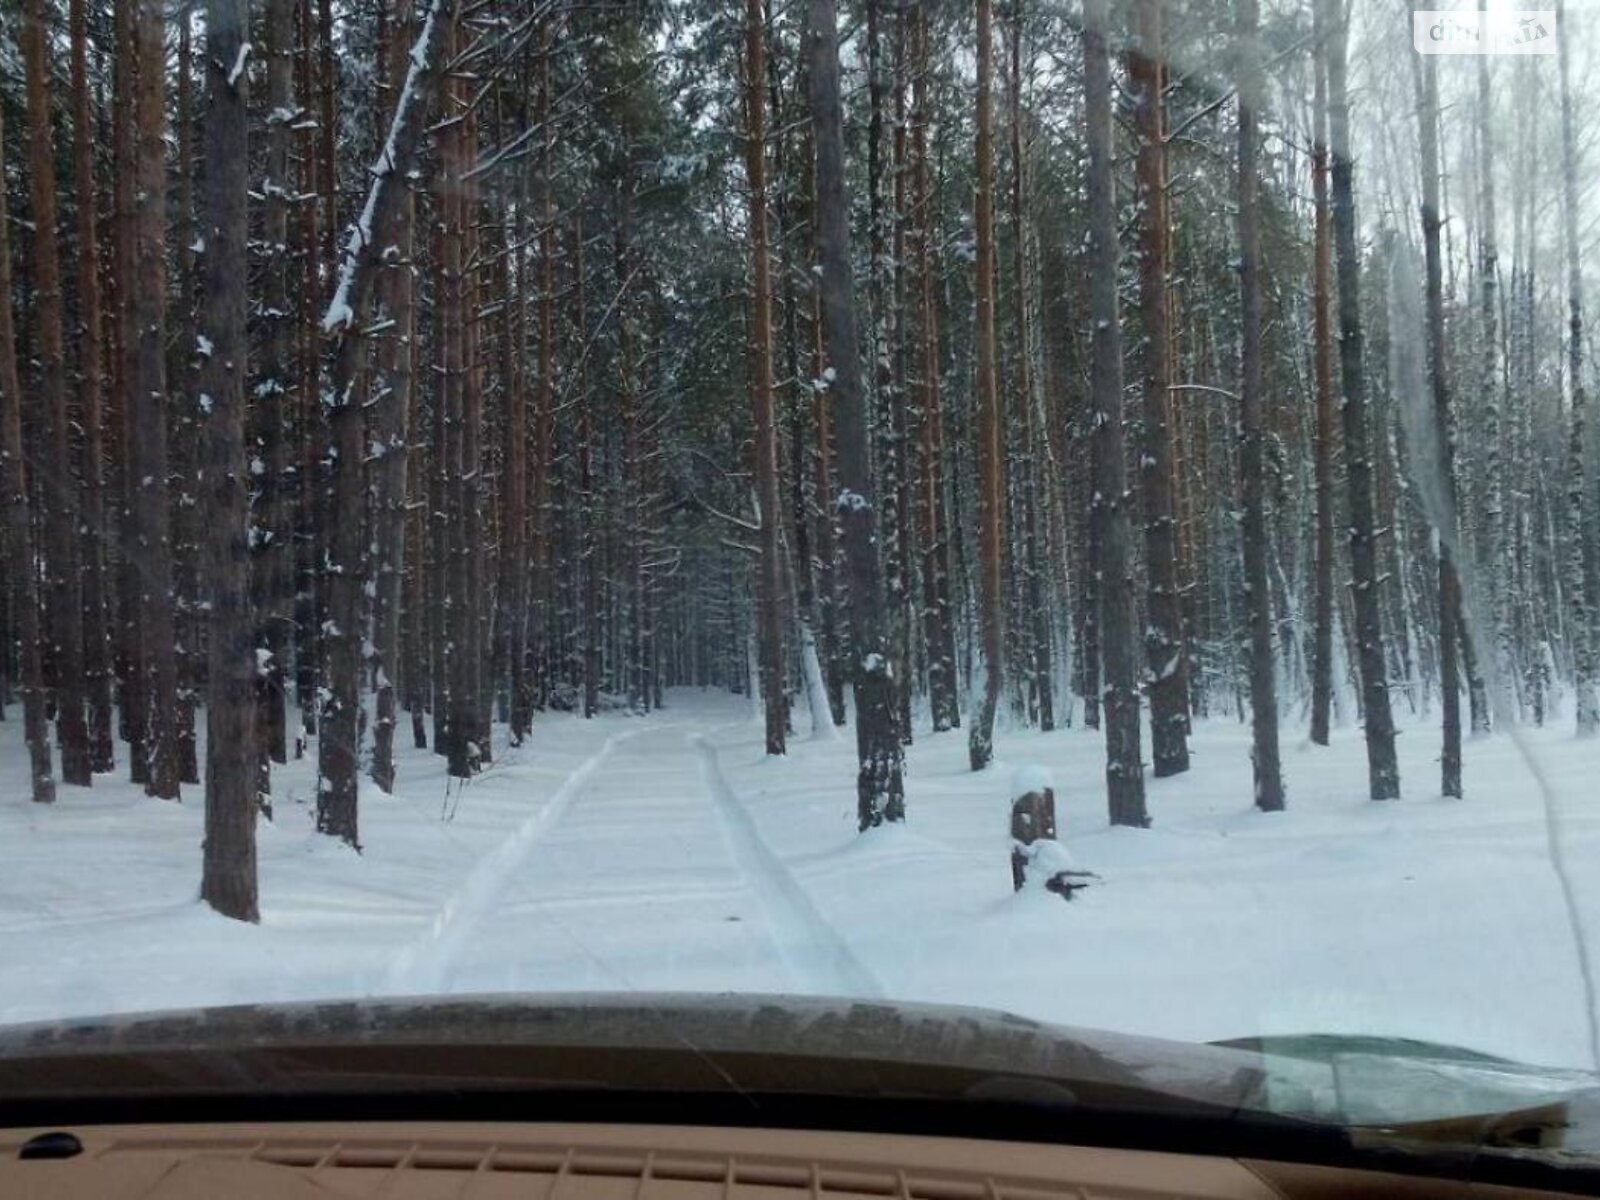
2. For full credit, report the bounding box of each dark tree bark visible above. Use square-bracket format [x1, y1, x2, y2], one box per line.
[131, 0, 182, 801]
[254, 0, 295, 785]
[1129, 0, 1188, 775]
[1308, 2, 1335, 747]
[21, 0, 91, 788]
[316, 0, 448, 843]
[462, 105, 490, 762]
[1556, 0, 1599, 735]
[294, 0, 324, 743]
[911, 2, 959, 734]
[806, 0, 905, 827]
[968, 0, 1004, 772]
[70, 0, 115, 775]
[1325, 0, 1400, 797]
[501, 136, 531, 748]
[526, 27, 557, 729]
[172, 6, 201, 788]
[1010, 7, 1052, 733]
[1085, 0, 1148, 827]
[1416, 54, 1462, 797]
[1237, 0, 1284, 811]
[746, 0, 787, 756]
[1475, 51, 1501, 735]
[198, 0, 260, 922]
[368, 5, 417, 794]
[113, 0, 148, 786]
[439, 27, 475, 778]
[574, 214, 600, 720]
[0, 100, 56, 805]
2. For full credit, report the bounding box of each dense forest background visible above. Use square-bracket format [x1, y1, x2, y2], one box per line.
[0, 0, 1596, 922]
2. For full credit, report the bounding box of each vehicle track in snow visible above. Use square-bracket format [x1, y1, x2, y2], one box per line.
[691, 733, 882, 998]
[374, 727, 649, 997]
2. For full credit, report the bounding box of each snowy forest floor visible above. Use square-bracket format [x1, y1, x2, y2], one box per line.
[2, 690, 1597, 1070]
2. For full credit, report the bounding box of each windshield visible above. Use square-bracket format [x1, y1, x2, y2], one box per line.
[1, 0, 1598, 1155]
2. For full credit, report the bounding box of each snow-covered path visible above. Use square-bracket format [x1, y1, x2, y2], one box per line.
[378, 707, 881, 998]
[3, 687, 1599, 1071]
[693, 733, 881, 998]
[376, 727, 649, 996]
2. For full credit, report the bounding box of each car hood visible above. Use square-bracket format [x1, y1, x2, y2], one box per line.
[0, 994, 1596, 1176]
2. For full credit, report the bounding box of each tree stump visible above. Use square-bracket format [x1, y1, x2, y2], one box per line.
[1010, 787, 1057, 891]
[1011, 781, 1096, 898]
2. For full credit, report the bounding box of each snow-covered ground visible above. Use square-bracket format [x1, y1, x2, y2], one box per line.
[1, 690, 1597, 1071]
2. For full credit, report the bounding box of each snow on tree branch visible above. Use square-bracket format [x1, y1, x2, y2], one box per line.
[321, 0, 448, 335]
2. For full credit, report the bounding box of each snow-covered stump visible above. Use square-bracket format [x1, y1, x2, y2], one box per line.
[1011, 766, 1095, 900]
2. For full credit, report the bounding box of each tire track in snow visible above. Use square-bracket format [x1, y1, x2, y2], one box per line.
[691, 734, 882, 999]
[374, 727, 648, 997]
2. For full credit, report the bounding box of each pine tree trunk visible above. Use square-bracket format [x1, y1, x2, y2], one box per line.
[368, 4, 417, 793]
[574, 214, 600, 720]
[1129, 0, 1188, 774]
[254, 0, 295, 780]
[132, 0, 182, 800]
[502, 139, 531, 747]
[198, 0, 260, 921]
[427, 209, 448, 752]
[173, 10, 201, 788]
[1416, 54, 1463, 797]
[911, 3, 959, 734]
[746, 0, 787, 756]
[1325, 0, 1400, 797]
[1085, 0, 1148, 826]
[530, 31, 557, 722]
[1475, 51, 1502, 734]
[1237, 0, 1284, 811]
[316, 0, 447, 839]
[889, 9, 915, 745]
[1556, 0, 1599, 735]
[806, 0, 905, 827]
[70, 0, 115, 775]
[113, 0, 148, 785]
[968, 0, 1004, 772]
[1308, 5, 1335, 747]
[21, 0, 90, 789]
[294, 0, 323, 743]
[0, 101, 56, 805]
[1011, 8, 1053, 733]
[465, 108, 492, 763]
